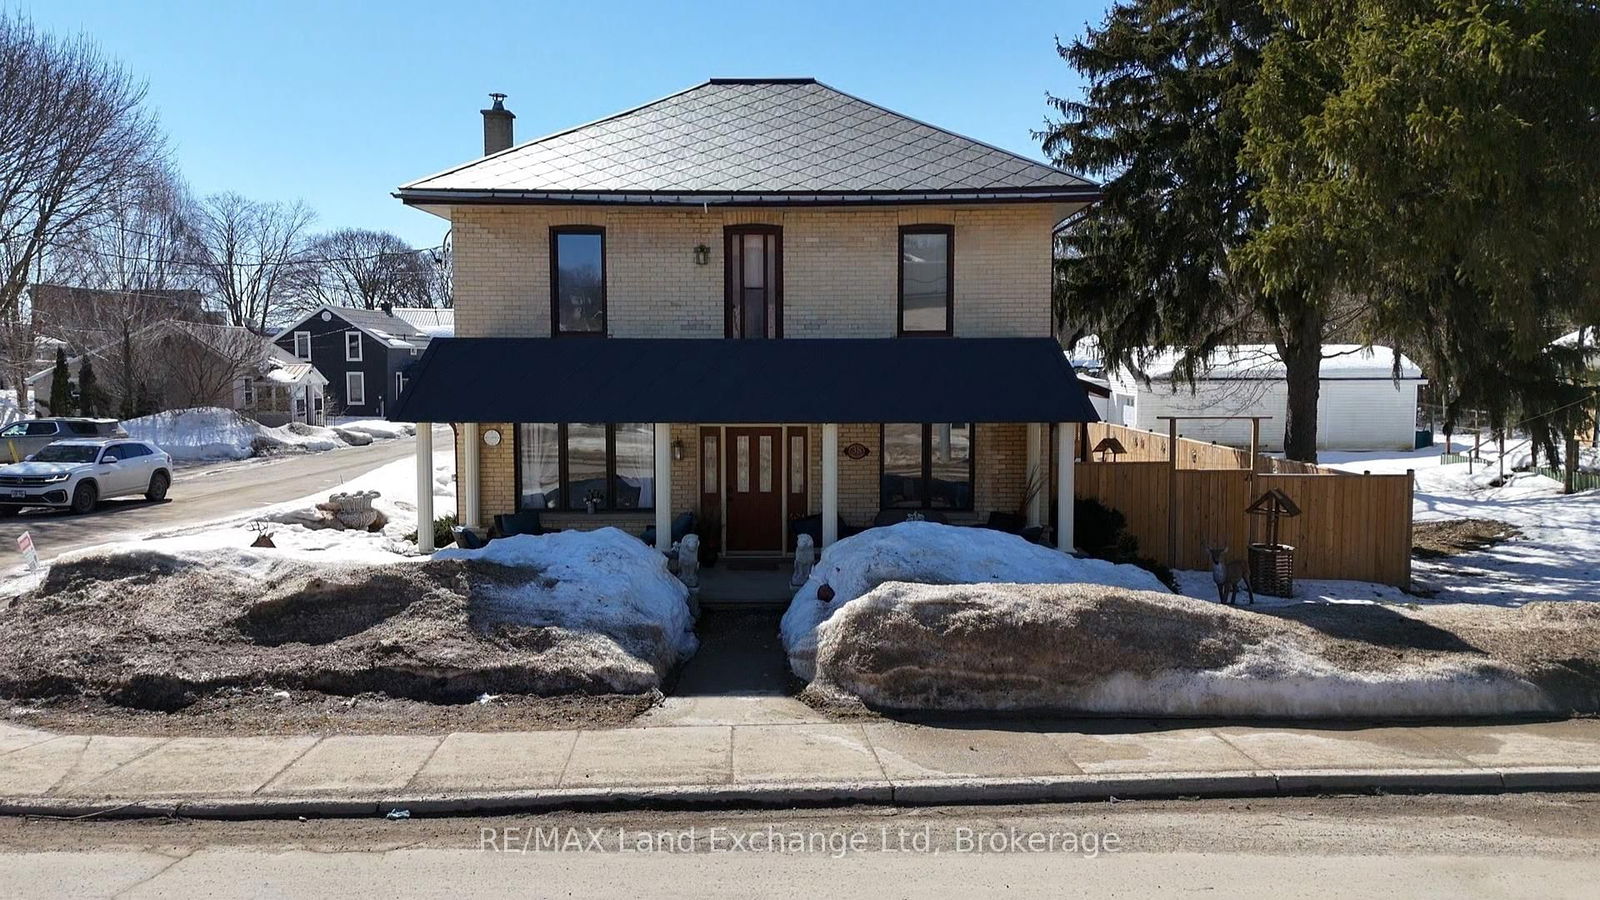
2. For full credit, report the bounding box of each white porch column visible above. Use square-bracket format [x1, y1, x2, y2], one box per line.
[821, 423, 840, 547]
[654, 423, 673, 552]
[1056, 422, 1076, 552]
[1025, 422, 1044, 528]
[415, 423, 435, 553]
[460, 422, 480, 530]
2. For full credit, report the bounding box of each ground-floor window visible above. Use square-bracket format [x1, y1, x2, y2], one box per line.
[880, 423, 974, 509]
[518, 422, 655, 511]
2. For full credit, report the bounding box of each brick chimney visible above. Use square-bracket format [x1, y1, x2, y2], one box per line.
[481, 92, 514, 155]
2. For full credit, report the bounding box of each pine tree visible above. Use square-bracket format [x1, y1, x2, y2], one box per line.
[1243, 0, 1600, 453]
[77, 357, 101, 417]
[1041, 0, 1331, 461]
[49, 348, 75, 417]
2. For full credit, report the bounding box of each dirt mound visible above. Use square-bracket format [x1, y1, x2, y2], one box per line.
[1413, 518, 1524, 559]
[812, 582, 1599, 718]
[0, 547, 688, 713]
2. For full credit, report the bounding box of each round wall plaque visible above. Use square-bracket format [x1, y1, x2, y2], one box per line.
[843, 442, 870, 460]
[320, 310, 332, 321]
[482, 429, 502, 447]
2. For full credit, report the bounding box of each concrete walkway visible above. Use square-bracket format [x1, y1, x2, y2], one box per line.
[4, 703, 1600, 818]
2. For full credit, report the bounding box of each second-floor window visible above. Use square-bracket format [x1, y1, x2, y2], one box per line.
[899, 225, 953, 335]
[293, 331, 311, 359]
[551, 226, 606, 335]
[345, 331, 363, 362]
[725, 225, 782, 339]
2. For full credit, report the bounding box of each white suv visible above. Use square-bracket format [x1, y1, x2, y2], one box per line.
[0, 439, 173, 515]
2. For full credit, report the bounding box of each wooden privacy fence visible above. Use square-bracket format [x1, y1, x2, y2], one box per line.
[1084, 423, 1326, 474]
[1074, 424, 1414, 586]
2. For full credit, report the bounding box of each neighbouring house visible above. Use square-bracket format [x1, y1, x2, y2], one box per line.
[29, 283, 220, 336]
[1103, 345, 1428, 451]
[26, 320, 328, 426]
[388, 79, 1102, 553]
[271, 304, 442, 418]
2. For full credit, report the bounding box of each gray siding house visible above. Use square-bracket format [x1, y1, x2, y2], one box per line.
[272, 305, 447, 418]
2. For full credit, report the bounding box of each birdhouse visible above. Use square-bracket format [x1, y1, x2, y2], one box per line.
[1092, 436, 1127, 462]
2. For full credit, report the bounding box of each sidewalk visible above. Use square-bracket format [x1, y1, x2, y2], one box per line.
[3, 697, 1599, 819]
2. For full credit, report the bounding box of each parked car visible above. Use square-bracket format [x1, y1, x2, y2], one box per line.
[0, 417, 127, 463]
[0, 439, 172, 515]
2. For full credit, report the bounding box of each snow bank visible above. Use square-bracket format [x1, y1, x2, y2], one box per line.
[811, 581, 1575, 718]
[121, 408, 415, 461]
[123, 408, 262, 460]
[781, 522, 1169, 680]
[331, 419, 415, 440]
[0, 539, 691, 705]
[438, 528, 698, 665]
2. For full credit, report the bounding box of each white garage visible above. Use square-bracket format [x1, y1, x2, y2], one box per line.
[1103, 345, 1427, 452]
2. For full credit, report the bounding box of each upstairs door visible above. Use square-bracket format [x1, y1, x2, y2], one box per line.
[724, 426, 784, 552]
[725, 226, 782, 339]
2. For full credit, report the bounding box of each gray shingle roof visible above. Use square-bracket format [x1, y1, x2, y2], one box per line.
[399, 79, 1097, 205]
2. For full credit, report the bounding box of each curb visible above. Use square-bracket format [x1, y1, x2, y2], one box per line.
[5, 768, 1600, 820]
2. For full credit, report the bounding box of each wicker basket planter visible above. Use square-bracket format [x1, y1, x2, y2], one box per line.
[1248, 542, 1295, 598]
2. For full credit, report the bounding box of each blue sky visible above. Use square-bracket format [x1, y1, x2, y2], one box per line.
[11, 0, 1103, 248]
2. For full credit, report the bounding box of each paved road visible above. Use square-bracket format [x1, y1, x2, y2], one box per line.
[0, 794, 1594, 897]
[0, 435, 425, 566]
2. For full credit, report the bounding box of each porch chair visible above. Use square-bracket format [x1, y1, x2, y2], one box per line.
[493, 509, 548, 538]
[640, 510, 697, 548]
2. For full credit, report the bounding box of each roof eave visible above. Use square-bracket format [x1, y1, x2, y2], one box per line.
[395, 187, 1102, 208]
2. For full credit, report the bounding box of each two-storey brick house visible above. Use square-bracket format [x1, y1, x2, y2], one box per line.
[391, 79, 1100, 554]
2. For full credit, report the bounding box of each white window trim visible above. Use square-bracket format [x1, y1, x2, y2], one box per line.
[395, 372, 407, 398]
[293, 331, 311, 360]
[345, 330, 363, 362]
[241, 376, 255, 406]
[346, 371, 366, 407]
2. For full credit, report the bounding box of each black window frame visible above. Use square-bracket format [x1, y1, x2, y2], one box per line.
[878, 423, 976, 511]
[549, 226, 607, 337]
[515, 422, 655, 512]
[723, 224, 784, 339]
[897, 224, 955, 337]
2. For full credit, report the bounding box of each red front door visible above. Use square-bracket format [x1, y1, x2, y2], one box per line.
[724, 426, 784, 552]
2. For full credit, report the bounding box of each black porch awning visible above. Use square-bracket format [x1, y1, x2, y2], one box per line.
[388, 337, 1099, 424]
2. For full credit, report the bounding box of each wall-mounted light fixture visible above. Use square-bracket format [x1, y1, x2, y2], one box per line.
[671, 439, 685, 461]
[692, 244, 710, 266]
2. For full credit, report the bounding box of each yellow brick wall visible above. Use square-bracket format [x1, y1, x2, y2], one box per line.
[450, 203, 1058, 340]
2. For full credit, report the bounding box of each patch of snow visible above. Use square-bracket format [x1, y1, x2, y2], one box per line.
[781, 521, 1170, 680]
[436, 527, 698, 663]
[1133, 344, 1423, 381]
[122, 409, 419, 461]
[123, 407, 261, 460]
[330, 419, 416, 440]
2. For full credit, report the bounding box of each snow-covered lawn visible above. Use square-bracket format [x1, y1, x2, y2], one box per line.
[122, 407, 416, 462]
[782, 522, 1169, 680]
[1170, 442, 1600, 607]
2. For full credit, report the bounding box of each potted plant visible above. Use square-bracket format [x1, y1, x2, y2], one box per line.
[583, 489, 604, 514]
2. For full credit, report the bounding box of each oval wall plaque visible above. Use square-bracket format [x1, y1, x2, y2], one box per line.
[843, 442, 870, 460]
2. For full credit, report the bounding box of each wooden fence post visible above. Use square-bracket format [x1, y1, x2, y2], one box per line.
[1167, 417, 1179, 567]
